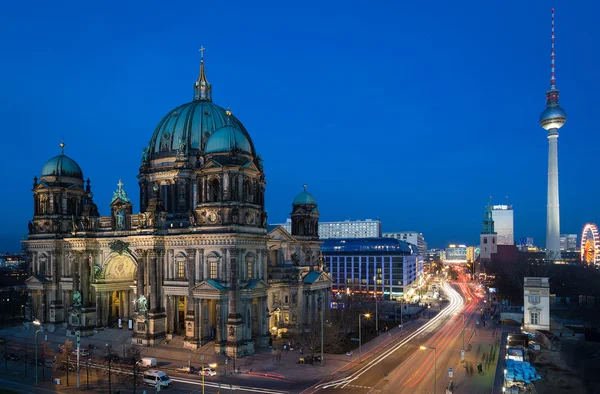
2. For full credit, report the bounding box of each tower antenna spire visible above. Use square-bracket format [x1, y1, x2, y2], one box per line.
[550, 8, 556, 89]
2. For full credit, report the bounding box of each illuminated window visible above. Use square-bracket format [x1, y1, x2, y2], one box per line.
[530, 311, 539, 325]
[177, 260, 185, 279]
[210, 261, 218, 279]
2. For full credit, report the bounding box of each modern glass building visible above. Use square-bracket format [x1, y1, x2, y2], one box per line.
[321, 238, 419, 300]
[492, 205, 514, 245]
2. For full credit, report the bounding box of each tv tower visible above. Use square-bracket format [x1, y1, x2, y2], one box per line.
[540, 8, 567, 260]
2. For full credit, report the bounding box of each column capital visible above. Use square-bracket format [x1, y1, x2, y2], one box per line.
[185, 248, 197, 257]
[147, 249, 158, 258]
[134, 249, 147, 257]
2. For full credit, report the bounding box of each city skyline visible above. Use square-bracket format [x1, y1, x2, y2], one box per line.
[1, 1, 599, 251]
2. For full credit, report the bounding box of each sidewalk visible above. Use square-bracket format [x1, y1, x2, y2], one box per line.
[448, 321, 512, 394]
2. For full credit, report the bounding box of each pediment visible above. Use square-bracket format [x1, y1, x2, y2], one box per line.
[241, 161, 260, 172]
[191, 279, 227, 293]
[303, 271, 332, 284]
[243, 279, 269, 290]
[201, 160, 224, 170]
[25, 275, 51, 286]
[268, 226, 296, 243]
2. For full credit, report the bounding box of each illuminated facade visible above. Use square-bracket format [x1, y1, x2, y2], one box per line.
[22, 54, 328, 357]
[383, 232, 427, 257]
[276, 218, 381, 239]
[442, 245, 468, 263]
[322, 238, 418, 300]
[492, 205, 514, 245]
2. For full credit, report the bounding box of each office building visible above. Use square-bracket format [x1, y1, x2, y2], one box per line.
[492, 205, 514, 245]
[442, 244, 468, 263]
[560, 234, 577, 251]
[322, 238, 419, 300]
[275, 218, 382, 239]
[383, 232, 427, 257]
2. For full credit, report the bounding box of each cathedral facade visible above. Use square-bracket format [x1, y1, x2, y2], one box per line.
[22, 55, 330, 357]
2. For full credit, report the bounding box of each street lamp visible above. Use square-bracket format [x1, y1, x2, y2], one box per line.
[359, 313, 371, 363]
[33, 319, 42, 386]
[373, 276, 378, 334]
[419, 345, 437, 394]
[454, 312, 466, 353]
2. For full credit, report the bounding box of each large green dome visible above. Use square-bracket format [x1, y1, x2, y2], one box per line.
[147, 101, 256, 159]
[40, 154, 83, 179]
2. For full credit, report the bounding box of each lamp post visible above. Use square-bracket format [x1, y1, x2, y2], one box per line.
[373, 276, 378, 334]
[33, 319, 42, 386]
[359, 313, 371, 363]
[420, 345, 437, 394]
[454, 312, 466, 352]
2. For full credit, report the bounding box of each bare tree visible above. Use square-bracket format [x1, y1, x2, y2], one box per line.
[54, 339, 73, 386]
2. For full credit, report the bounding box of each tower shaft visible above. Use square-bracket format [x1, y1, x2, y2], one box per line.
[546, 132, 561, 259]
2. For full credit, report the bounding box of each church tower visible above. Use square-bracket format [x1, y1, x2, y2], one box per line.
[290, 185, 319, 239]
[480, 199, 497, 263]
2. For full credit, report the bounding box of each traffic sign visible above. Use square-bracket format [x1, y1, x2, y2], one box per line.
[448, 367, 453, 379]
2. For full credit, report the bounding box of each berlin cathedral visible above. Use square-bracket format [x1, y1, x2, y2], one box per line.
[23, 53, 331, 357]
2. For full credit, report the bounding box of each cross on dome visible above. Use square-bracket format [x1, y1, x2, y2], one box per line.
[117, 179, 124, 190]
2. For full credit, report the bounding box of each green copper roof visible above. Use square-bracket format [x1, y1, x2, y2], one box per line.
[40, 154, 83, 179]
[205, 124, 252, 155]
[147, 101, 255, 159]
[293, 190, 317, 205]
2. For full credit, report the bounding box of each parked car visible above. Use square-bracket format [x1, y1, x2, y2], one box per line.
[176, 365, 196, 374]
[3, 353, 20, 361]
[143, 369, 172, 388]
[71, 349, 90, 357]
[139, 357, 157, 368]
[199, 367, 216, 376]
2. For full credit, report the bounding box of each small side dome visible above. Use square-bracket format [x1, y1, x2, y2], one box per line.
[41, 154, 83, 179]
[204, 124, 252, 154]
[293, 186, 317, 206]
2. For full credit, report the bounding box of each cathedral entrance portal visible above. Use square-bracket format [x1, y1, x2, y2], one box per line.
[93, 252, 137, 328]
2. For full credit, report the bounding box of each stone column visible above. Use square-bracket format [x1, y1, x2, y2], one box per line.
[82, 253, 91, 307]
[194, 299, 201, 341]
[215, 299, 224, 343]
[148, 250, 158, 312]
[166, 295, 172, 334]
[174, 296, 179, 334]
[96, 294, 102, 326]
[196, 249, 204, 284]
[135, 250, 145, 299]
[156, 250, 165, 311]
[186, 249, 196, 287]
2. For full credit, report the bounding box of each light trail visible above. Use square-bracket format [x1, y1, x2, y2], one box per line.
[315, 280, 464, 390]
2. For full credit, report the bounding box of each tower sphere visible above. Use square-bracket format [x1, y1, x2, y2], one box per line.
[540, 104, 566, 131]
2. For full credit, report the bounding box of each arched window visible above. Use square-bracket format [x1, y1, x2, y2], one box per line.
[211, 179, 220, 202]
[296, 219, 305, 236]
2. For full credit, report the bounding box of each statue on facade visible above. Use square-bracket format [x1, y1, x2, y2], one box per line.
[72, 291, 82, 307]
[189, 210, 197, 226]
[81, 216, 89, 231]
[136, 295, 148, 314]
[71, 215, 78, 233]
[319, 251, 325, 271]
[291, 253, 299, 266]
[116, 209, 125, 230]
[141, 147, 149, 164]
[28, 221, 34, 234]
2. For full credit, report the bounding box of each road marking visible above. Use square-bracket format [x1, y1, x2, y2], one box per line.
[171, 375, 289, 393]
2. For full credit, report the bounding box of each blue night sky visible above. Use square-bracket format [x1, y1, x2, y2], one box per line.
[0, 0, 598, 252]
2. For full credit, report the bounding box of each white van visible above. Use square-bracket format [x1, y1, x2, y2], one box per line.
[139, 357, 157, 368]
[143, 369, 172, 388]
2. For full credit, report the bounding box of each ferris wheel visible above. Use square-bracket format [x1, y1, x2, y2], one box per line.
[580, 223, 600, 265]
